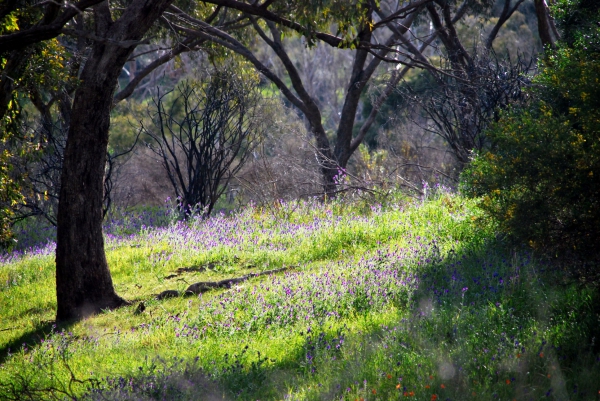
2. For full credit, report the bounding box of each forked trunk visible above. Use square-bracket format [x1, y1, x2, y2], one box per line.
[55, 0, 173, 321]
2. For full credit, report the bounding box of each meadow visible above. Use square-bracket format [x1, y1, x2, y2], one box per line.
[0, 189, 599, 400]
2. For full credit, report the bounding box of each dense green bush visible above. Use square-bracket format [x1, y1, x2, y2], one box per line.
[461, 0, 600, 267]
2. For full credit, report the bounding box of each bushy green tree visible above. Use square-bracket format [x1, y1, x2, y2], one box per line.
[461, 0, 600, 266]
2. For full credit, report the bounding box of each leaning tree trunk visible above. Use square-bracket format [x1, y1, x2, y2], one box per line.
[55, 0, 172, 321]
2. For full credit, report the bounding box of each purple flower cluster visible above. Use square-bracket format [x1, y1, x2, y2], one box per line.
[162, 242, 446, 340]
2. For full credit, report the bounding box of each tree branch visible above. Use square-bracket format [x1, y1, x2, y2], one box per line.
[0, 0, 105, 53]
[165, 19, 307, 114]
[485, 0, 525, 50]
[113, 38, 203, 105]
[60, 28, 150, 47]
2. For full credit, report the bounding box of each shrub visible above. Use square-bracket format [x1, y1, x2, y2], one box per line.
[461, 2, 600, 270]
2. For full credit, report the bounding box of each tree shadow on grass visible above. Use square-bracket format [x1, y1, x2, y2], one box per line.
[0, 319, 74, 365]
[83, 240, 512, 400]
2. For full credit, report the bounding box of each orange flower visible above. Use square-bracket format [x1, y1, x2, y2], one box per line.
[425, 385, 431, 389]
[472, 392, 477, 396]
[539, 352, 544, 358]
[387, 373, 393, 379]
[506, 379, 511, 385]
[429, 375, 434, 380]
[409, 391, 415, 397]
[404, 392, 409, 397]
[397, 384, 401, 389]
[440, 384, 446, 389]
[431, 395, 438, 401]
[372, 389, 377, 395]
[516, 353, 521, 358]
[547, 374, 551, 378]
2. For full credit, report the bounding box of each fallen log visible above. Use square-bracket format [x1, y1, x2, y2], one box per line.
[154, 267, 291, 300]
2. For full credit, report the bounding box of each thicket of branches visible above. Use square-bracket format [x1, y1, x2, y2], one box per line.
[142, 69, 263, 218]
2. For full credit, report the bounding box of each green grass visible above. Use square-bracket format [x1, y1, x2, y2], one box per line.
[0, 191, 598, 400]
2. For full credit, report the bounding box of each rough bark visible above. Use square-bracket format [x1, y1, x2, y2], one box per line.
[55, 0, 173, 322]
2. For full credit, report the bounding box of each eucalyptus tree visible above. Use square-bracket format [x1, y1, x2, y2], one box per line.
[54, 0, 179, 321]
[2, 0, 178, 320]
[160, 0, 530, 194]
[0, 0, 240, 320]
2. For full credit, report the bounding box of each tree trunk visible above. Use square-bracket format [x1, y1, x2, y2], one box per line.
[535, 0, 556, 48]
[311, 123, 338, 195]
[55, 45, 128, 321]
[55, 0, 173, 321]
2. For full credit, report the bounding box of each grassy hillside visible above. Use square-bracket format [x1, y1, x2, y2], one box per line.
[1, 190, 598, 400]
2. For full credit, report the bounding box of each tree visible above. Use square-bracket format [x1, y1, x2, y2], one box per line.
[12, 117, 129, 227]
[0, 0, 534, 321]
[406, 0, 535, 166]
[0, 7, 70, 246]
[52, 0, 174, 321]
[398, 50, 533, 166]
[534, 0, 559, 47]
[166, 0, 423, 194]
[143, 68, 262, 217]
[1, 0, 227, 320]
[0, 0, 106, 122]
[0, 98, 24, 248]
[2, 2, 205, 231]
